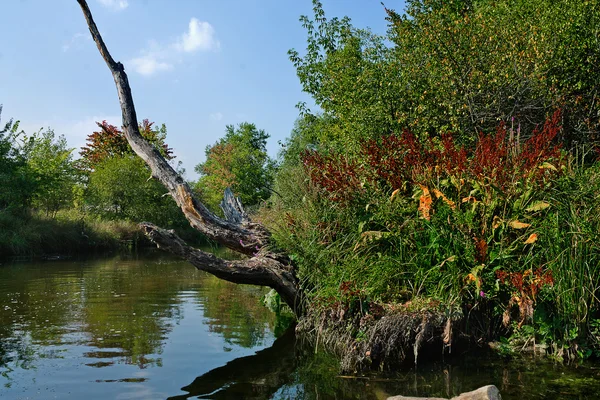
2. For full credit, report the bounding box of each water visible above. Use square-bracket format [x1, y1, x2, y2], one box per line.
[1, 252, 600, 399]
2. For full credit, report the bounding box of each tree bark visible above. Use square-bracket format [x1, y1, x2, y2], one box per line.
[76, 0, 302, 316]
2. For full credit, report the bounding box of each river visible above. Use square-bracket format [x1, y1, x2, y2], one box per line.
[1, 251, 600, 399]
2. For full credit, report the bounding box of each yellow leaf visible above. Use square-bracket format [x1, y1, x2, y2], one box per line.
[524, 233, 538, 244]
[538, 162, 557, 171]
[433, 189, 456, 210]
[390, 188, 401, 201]
[509, 220, 531, 229]
[526, 201, 550, 212]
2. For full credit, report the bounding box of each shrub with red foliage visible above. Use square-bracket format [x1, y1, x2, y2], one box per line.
[79, 119, 173, 170]
[496, 267, 554, 301]
[302, 111, 563, 203]
[301, 150, 363, 203]
[517, 110, 562, 175]
[362, 130, 467, 190]
[474, 237, 488, 263]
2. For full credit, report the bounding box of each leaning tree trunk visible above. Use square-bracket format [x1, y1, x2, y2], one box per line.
[77, 0, 303, 316]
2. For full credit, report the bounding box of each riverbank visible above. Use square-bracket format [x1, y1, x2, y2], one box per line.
[261, 138, 600, 368]
[0, 208, 211, 260]
[0, 209, 145, 259]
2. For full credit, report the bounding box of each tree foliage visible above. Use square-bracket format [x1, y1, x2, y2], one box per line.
[79, 119, 173, 170]
[195, 122, 275, 211]
[22, 129, 77, 216]
[85, 155, 185, 227]
[289, 0, 600, 152]
[0, 108, 36, 213]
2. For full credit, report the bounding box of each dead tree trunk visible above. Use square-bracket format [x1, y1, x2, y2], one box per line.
[77, 0, 303, 316]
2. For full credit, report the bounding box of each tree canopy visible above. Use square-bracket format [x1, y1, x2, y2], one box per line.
[195, 122, 275, 212]
[79, 119, 173, 170]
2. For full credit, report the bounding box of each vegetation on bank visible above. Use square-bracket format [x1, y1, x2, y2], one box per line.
[0, 109, 275, 258]
[260, 0, 600, 364]
[0, 114, 206, 258]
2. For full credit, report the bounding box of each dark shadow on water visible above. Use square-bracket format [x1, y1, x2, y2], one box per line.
[168, 325, 297, 400]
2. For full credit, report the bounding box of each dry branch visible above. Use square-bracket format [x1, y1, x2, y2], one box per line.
[77, 0, 302, 316]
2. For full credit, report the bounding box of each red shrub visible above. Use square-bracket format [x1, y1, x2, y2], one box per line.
[302, 111, 563, 204]
[301, 150, 363, 203]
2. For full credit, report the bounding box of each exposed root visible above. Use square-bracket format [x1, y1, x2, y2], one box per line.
[297, 305, 452, 372]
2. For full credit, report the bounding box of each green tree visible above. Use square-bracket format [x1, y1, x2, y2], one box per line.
[0, 107, 36, 213]
[289, 0, 600, 150]
[289, 2, 398, 152]
[194, 122, 275, 211]
[85, 155, 184, 226]
[80, 118, 190, 229]
[22, 129, 77, 217]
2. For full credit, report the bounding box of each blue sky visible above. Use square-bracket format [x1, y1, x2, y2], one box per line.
[1, 0, 403, 179]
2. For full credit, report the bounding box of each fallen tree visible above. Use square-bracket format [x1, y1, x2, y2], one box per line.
[76, 0, 303, 316]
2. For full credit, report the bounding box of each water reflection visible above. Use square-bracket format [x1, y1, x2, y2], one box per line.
[0, 252, 279, 398]
[169, 326, 297, 400]
[3, 253, 600, 399]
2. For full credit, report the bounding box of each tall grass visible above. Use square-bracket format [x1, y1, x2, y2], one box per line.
[540, 163, 600, 342]
[0, 209, 143, 258]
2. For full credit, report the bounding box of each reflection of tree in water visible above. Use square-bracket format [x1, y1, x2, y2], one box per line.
[168, 326, 297, 400]
[1, 255, 197, 374]
[80, 257, 199, 368]
[0, 261, 85, 382]
[83, 261, 211, 368]
[0, 328, 36, 384]
[0, 253, 285, 381]
[197, 277, 277, 348]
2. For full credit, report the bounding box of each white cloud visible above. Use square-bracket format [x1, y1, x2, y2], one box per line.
[126, 18, 219, 77]
[97, 0, 128, 11]
[128, 54, 174, 76]
[176, 18, 220, 53]
[209, 112, 223, 121]
[62, 33, 90, 52]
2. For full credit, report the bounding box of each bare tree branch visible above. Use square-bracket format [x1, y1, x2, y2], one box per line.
[141, 223, 300, 313]
[76, 0, 302, 316]
[76, 0, 268, 257]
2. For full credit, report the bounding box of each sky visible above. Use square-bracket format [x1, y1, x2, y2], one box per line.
[0, 0, 403, 179]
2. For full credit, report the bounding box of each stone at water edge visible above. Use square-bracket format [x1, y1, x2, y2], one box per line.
[387, 385, 501, 400]
[451, 385, 501, 400]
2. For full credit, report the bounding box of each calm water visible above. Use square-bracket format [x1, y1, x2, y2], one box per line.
[2, 252, 600, 399]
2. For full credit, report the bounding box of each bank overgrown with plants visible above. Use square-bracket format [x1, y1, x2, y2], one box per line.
[258, 0, 600, 367]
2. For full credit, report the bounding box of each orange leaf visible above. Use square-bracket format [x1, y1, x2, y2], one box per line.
[418, 185, 432, 220]
[524, 233, 538, 244]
